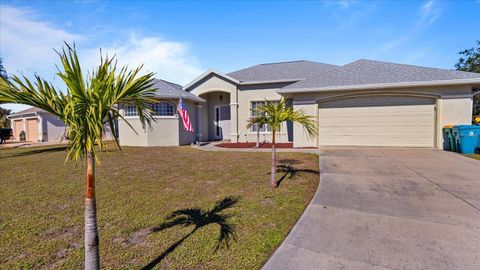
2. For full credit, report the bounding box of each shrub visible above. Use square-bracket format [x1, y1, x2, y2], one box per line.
[19, 130, 26, 141]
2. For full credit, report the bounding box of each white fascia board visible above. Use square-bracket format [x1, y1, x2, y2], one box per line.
[183, 69, 240, 91]
[277, 78, 480, 94]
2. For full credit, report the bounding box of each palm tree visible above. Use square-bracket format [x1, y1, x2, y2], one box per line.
[254, 99, 317, 188]
[246, 113, 268, 148]
[0, 44, 157, 270]
[142, 196, 238, 270]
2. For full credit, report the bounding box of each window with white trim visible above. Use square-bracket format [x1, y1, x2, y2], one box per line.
[251, 101, 276, 132]
[152, 102, 175, 116]
[125, 104, 137, 116]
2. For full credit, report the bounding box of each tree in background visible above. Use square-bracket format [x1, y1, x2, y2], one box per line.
[455, 40, 480, 73]
[0, 107, 11, 128]
[455, 40, 480, 122]
[0, 58, 11, 128]
[0, 58, 7, 80]
[0, 44, 156, 270]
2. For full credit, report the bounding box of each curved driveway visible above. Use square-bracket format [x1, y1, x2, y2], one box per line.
[263, 147, 480, 270]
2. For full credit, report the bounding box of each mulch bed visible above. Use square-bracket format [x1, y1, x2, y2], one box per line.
[216, 142, 295, 148]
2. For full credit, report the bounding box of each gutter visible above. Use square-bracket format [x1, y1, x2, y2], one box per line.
[238, 78, 305, 85]
[277, 78, 480, 94]
[7, 110, 40, 120]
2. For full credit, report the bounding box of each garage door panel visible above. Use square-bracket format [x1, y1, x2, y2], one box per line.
[318, 96, 435, 147]
[26, 119, 39, 142]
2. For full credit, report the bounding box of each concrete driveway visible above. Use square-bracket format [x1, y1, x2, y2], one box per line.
[263, 148, 480, 270]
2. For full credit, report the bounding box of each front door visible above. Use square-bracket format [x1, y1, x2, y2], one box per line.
[214, 105, 231, 140]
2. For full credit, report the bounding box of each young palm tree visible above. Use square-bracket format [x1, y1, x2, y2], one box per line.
[246, 113, 268, 148]
[255, 99, 318, 188]
[0, 44, 157, 270]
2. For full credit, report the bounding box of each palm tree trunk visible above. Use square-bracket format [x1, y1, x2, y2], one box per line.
[256, 128, 260, 148]
[85, 151, 100, 270]
[271, 128, 277, 188]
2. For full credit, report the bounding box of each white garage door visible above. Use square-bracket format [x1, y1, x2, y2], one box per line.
[318, 95, 436, 147]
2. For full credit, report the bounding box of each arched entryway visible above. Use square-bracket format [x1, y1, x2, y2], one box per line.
[198, 91, 232, 141]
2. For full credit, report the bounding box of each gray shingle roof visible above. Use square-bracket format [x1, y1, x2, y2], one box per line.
[226, 59, 480, 92]
[281, 59, 480, 90]
[152, 79, 205, 102]
[227, 60, 339, 82]
[9, 107, 48, 117]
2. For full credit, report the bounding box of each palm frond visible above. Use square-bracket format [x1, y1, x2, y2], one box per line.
[255, 98, 318, 138]
[210, 196, 240, 214]
[1, 43, 157, 162]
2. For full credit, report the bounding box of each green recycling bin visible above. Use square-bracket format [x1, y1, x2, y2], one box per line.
[442, 126, 456, 152]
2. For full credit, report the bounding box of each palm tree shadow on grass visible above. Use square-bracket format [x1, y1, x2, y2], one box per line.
[275, 164, 319, 187]
[1, 145, 68, 159]
[140, 196, 239, 270]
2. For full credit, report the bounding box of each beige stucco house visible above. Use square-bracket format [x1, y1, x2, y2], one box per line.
[120, 59, 480, 149]
[8, 107, 66, 142]
[8, 107, 115, 143]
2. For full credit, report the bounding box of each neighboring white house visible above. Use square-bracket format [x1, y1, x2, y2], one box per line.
[121, 59, 480, 149]
[8, 107, 114, 143]
[8, 107, 66, 142]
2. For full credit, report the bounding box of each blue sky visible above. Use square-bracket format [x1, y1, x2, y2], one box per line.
[1, 0, 479, 111]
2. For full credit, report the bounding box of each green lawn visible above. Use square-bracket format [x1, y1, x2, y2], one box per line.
[465, 154, 480, 160]
[0, 145, 319, 269]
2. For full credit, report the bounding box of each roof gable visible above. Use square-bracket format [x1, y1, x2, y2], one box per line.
[152, 79, 205, 102]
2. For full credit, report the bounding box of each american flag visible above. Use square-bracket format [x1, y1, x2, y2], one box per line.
[178, 97, 194, 132]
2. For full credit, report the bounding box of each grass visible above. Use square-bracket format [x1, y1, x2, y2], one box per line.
[0, 144, 319, 269]
[465, 154, 480, 160]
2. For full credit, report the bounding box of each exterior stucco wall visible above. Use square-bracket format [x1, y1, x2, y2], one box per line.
[42, 113, 66, 142]
[290, 85, 474, 148]
[189, 75, 236, 96]
[292, 102, 317, 147]
[146, 117, 180, 146]
[118, 117, 149, 146]
[118, 99, 198, 147]
[237, 87, 289, 143]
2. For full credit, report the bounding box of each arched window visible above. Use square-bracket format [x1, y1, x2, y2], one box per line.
[152, 101, 175, 116]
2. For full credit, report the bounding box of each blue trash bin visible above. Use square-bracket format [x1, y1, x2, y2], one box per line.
[452, 125, 480, 154]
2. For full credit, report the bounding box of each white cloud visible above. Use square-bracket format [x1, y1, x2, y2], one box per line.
[81, 36, 203, 85]
[0, 5, 83, 76]
[0, 5, 204, 112]
[419, 0, 441, 27]
[378, 36, 409, 53]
